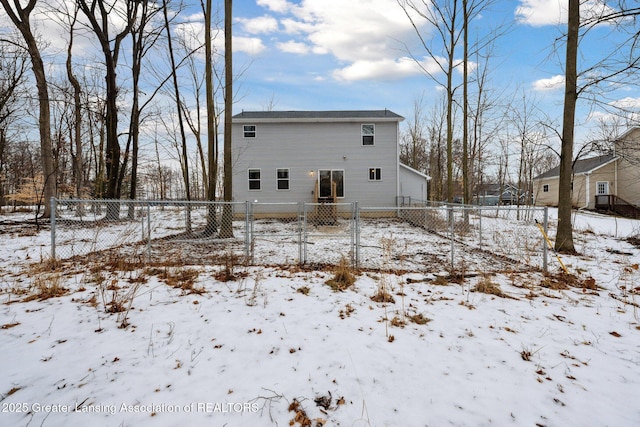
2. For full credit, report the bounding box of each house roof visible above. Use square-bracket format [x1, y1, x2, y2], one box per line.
[475, 183, 518, 195]
[399, 163, 431, 180]
[232, 110, 404, 122]
[534, 154, 617, 180]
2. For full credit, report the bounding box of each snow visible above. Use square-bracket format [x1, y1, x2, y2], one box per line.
[1, 207, 640, 427]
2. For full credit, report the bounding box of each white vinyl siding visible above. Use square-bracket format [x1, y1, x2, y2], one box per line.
[232, 118, 404, 206]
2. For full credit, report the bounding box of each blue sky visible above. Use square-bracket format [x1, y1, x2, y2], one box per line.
[1, 0, 637, 150]
[228, 0, 640, 140]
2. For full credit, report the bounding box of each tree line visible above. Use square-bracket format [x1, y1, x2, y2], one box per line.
[0, 0, 233, 230]
[1, 0, 639, 251]
[397, 0, 640, 252]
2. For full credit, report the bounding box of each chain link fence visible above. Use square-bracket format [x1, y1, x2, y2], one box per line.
[51, 199, 549, 273]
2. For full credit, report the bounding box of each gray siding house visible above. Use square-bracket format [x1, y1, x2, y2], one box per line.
[231, 110, 429, 207]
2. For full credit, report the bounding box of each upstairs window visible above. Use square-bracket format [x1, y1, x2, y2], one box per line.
[243, 125, 256, 138]
[277, 168, 290, 190]
[362, 124, 374, 146]
[542, 184, 549, 193]
[248, 169, 261, 190]
[369, 167, 382, 181]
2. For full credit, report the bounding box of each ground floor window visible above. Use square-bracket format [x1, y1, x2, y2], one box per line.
[318, 169, 344, 198]
[248, 169, 261, 190]
[369, 167, 382, 181]
[277, 168, 290, 190]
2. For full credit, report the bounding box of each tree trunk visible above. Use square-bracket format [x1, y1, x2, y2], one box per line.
[205, 0, 218, 233]
[556, 0, 579, 253]
[220, 0, 234, 238]
[0, 0, 56, 217]
[163, 0, 191, 231]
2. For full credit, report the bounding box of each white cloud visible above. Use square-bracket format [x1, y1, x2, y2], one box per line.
[289, 0, 422, 62]
[234, 36, 267, 55]
[257, 0, 292, 14]
[515, 0, 566, 26]
[277, 40, 311, 55]
[333, 56, 441, 82]
[252, 0, 430, 81]
[237, 15, 279, 34]
[610, 97, 640, 110]
[515, 0, 617, 27]
[532, 75, 564, 91]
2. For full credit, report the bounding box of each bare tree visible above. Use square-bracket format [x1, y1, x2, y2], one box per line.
[398, 0, 461, 202]
[0, 0, 56, 217]
[399, 94, 429, 174]
[0, 37, 29, 210]
[162, 0, 191, 230]
[77, 0, 139, 219]
[556, 1, 640, 252]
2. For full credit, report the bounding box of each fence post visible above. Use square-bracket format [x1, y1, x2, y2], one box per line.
[297, 201, 303, 265]
[542, 207, 548, 273]
[351, 202, 360, 268]
[50, 197, 57, 260]
[449, 205, 454, 270]
[303, 203, 308, 264]
[245, 201, 252, 263]
[478, 206, 483, 249]
[147, 201, 151, 260]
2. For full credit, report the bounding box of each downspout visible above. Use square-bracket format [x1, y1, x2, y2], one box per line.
[396, 121, 400, 207]
[582, 172, 590, 209]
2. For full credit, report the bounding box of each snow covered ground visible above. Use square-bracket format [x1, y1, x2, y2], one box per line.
[1, 207, 639, 427]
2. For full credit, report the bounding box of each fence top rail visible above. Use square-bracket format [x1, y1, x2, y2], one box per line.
[53, 198, 247, 207]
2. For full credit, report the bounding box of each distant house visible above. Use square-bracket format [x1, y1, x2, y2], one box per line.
[231, 110, 430, 207]
[474, 183, 529, 206]
[532, 127, 640, 215]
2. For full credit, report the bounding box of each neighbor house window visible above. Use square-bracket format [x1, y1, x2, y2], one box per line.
[369, 167, 382, 181]
[596, 181, 609, 195]
[543, 184, 549, 193]
[277, 168, 290, 190]
[362, 124, 374, 145]
[248, 169, 261, 190]
[243, 125, 256, 138]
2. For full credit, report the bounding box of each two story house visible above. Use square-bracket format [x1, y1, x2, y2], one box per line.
[231, 110, 429, 207]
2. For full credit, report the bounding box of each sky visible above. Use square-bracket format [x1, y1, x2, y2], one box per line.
[228, 0, 640, 138]
[1, 0, 638, 163]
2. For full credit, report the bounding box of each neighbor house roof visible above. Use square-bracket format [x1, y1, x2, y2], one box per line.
[534, 154, 617, 180]
[233, 110, 404, 122]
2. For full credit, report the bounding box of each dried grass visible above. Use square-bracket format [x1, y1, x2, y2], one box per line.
[325, 257, 355, 292]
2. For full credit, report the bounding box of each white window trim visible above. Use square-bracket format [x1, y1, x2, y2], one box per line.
[318, 169, 346, 199]
[248, 168, 261, 191]
[362, 124, 375, 146]
[368, 167, 382, 181]
[276, 168, 290, 191]
[243, 125, 256, 138]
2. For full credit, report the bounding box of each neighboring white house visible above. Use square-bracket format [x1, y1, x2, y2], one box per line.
[231, 110, 429, 207]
